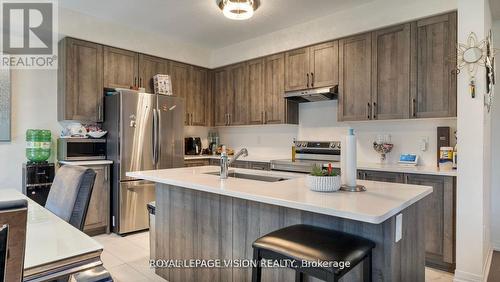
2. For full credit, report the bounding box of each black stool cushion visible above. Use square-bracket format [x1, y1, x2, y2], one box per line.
[253, 224, 375, 275]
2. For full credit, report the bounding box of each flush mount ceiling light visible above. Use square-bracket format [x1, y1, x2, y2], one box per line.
[216, 0, 260, 20]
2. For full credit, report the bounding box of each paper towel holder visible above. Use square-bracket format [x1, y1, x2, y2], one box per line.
[340, 184, 366, 192]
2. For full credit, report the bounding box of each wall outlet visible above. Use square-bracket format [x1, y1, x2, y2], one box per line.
[419, 136, 428, 152]
[395, 213, 403, 242]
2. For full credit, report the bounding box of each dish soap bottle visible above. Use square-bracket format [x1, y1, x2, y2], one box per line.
[291, 138, 296, 162]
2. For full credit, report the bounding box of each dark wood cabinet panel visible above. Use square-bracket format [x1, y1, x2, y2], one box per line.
[214, 68, 230, 126]
[412, 13, 457, 118]
[58, 38, 104, 122]
[139, 54, 169, 93]
[372, 24, 411, 120]
[405, 174, 455, 271]
[357, 170, 404, 183]
[309, 41, 339, 88]
[247, 59, 265, 125]
[227, 63, 248, 126]
[264, 54, 298, 124]
[188, 67, 208, 126]
[284, 47, 310, 91]
[103, 46, 138, 89]
[338, 33, 372, 121]
[83, 165, 110, 235]
[169, 62, 190, 99]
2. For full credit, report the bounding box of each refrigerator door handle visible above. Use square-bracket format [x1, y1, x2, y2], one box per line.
[152, 109, 158, 166]
[157, 108, 162, 166]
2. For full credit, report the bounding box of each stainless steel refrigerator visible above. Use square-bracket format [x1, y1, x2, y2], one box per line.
[104, 89, 184, 234]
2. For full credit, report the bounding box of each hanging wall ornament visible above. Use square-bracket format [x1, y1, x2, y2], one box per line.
[484, 30, 496, 112]
[456, 32, 487, 99]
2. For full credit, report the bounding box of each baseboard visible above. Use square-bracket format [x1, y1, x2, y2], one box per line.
[483, 247, 493, 282]
[454, 270, 483, 282]
[492, 240, 500, 251]
[453, 247, 493, 282]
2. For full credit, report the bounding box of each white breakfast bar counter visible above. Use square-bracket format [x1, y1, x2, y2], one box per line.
[128, 166, 433, 282]
[0, 189, 103, 282]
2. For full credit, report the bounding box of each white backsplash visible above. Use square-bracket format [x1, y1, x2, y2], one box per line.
[185, 100, 457, 167]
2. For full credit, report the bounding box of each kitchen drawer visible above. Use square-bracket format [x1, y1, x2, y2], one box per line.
[357, 170, 404, 183]
[184, 159, 210, 167]
[249, 162, 270, 171]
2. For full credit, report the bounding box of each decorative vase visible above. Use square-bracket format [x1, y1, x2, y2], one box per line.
[305, 175, 342, 192]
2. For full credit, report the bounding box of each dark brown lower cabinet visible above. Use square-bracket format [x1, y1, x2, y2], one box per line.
[358, 170, 456, 272]
[405, 174, 455, 272]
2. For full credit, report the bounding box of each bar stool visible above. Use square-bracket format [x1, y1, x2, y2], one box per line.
[252, 224, 375, 282]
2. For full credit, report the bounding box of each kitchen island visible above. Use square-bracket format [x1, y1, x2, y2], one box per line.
[128, 166, 433, 282]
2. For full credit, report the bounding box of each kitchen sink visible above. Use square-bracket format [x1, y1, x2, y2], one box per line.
[205, 171, 290, 182]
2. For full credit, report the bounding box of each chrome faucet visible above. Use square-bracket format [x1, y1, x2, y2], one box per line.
[220, 148, 248, 179]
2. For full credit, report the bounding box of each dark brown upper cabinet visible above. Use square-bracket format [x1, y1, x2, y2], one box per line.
[187, 67, 208, 126]
[371, 23, 411, 120]
[265, 54, 298, 124]
[338, 33, 372, 121]
[138, 54, 169, 93]
[214, 68, 230, 126]
[412, 13, 457, 118]
[284, 47, 310, 91]
[227, 63, 248, 126]
[309, 41, 339, 88]
[285, 42, 338, 91]
[247, 58, 266, 125]
[58, 38, 104, 122]
[103, 46, 139, 89]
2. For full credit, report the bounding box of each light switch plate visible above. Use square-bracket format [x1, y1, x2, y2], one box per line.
[395, 213, 403, 242]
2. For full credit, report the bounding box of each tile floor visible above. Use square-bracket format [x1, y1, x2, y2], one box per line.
[93, 231, 454, 282]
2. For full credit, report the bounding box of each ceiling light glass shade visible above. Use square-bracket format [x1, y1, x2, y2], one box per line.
[217, 0, 259, 20]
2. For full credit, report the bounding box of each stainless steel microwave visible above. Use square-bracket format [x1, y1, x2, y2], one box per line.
[57, 138, 106, 161]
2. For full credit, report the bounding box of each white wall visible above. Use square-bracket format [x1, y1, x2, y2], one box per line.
[455, 0, 493, 281]
[490, 20, 500, 251]
[59, 8, 211, 68]
[217, 101, 456, 166]
[210, 0, 457, 67]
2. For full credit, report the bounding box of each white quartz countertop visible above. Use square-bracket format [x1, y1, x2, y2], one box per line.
[185, 155, 457, 176]
[127, 166, 432, 224]
[59, 160, 113, 166]
[0, 189, 103, 270]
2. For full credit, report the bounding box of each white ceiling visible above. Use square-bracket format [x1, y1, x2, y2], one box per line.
[60, 0, 374, 49]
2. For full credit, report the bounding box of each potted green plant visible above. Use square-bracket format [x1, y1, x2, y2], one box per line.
[305, 164, 341, 192]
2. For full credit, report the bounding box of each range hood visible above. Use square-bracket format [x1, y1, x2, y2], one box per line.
[284, 85, 338, 103]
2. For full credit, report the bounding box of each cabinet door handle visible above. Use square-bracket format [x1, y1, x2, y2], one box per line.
[104, 166, 108, 181]
[134, 77, 137, 87]
[261, 111, 264, 124]
[97, 104, 102, 121]
[139, 77, 143, 88]
[366, 102, 371, 120]
[229, 114, 231, 125]
[190, 113, 193, 125]
[263, 111, 267, 124]
[372, 102, 377, 119]
[306, 73, 310, 88]
[412, 98, 417, 118]
[311, 72, 314, 87]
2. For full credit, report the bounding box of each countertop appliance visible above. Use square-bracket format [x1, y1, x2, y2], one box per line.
[185, 137, 202, 155]
[22, 162, 55, 206]
[271, 141, 341, 173]
[104, 89, 184, 234]
[57, 138, 106, 161]
[284, 86, 338, 103]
